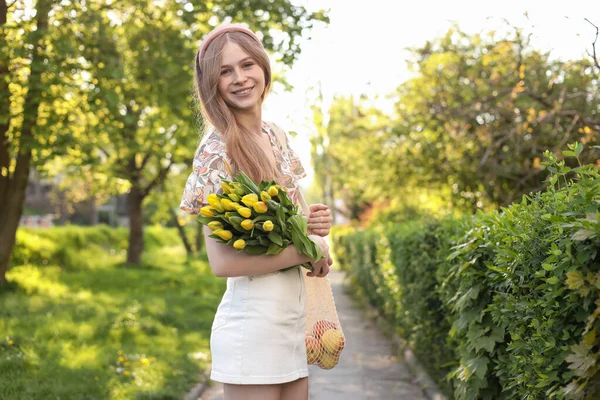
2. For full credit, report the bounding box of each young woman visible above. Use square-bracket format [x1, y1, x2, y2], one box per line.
[179, 24, 333, 400]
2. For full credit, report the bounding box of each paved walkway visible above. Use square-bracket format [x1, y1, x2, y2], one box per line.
[198, 269, 430, 400]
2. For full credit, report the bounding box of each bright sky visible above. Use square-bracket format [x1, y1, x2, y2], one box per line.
[262, 0, 600, 188]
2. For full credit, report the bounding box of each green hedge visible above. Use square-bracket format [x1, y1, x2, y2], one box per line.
[332, 146, 600, 399]
[11, 224, 181, 269]
[333, 218, 466, 395]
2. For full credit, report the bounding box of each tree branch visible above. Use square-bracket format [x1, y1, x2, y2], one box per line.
[585, 18, 600, 71]
[140, 152, 152, 170]
[142, 160, 174, 198]
[97, 144, 112, 160]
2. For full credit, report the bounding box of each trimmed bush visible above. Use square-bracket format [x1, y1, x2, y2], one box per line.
[332, 146, 600, 399]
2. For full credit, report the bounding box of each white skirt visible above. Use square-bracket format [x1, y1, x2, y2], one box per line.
[209, 266, 308, 385]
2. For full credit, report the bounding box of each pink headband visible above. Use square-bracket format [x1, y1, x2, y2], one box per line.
[197, 23, 264, 72]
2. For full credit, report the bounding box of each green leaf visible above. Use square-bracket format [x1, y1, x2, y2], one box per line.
[565, 271, 585, 290]
[277, 191, 293, 207]
[565, 343, 596, 374]
[542, 263, 555, 271]
[235, 171, 260, 194]
[268, 231, 283, 247]
[471, 357, 489, 380]
[473, 336, 496, 353]
[276, 204, 286, 230]
[195, 216, 215, 225]
[252, 215, 275, 223]
[257, 236, 270, 247]
[546, 276, 559, 285]
[489, 325, 505, 342]
[245, 245, 266, 255]
[266, 242, 285, 255]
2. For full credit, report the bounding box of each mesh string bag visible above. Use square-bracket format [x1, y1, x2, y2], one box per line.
[303, 274, 346, 369]
[298, 195, 346, 370]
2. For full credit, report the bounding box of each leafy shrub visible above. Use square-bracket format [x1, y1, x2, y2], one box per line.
[333, 144, 600, 399]
[333, 217, 466, 395]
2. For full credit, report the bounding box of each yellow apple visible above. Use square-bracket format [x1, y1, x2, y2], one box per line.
[321, 329, 345, 354]
[317, 350, 339, 370]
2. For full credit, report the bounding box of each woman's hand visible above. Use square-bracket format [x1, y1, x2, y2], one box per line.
[307, 234, 333, 278]
[308, 203, 332, 237]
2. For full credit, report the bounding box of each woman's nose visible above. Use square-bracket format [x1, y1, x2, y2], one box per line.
[232, 68, 247, 84]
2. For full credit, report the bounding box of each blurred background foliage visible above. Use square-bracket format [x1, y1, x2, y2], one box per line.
[1, 0, 328, 281]
[310, 26, 599, 225]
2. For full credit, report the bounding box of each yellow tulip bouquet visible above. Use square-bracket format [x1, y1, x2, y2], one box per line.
[196, 171, 323, 271]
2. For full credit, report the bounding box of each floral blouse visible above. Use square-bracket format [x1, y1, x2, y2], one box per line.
[179, 121, 307, 214]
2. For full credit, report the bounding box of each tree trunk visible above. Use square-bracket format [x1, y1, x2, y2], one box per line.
[56, 191, 69, 225]
[126, 186, 144, 264]
[196, 221, 205, 253]
[0, 0, 51, 287]
[170, 207, 193, 255]
[0, 190, 25, 287]
[89, 196, 98, 226]
[0, 0, 11, 288]
[328, 176, 337, 225]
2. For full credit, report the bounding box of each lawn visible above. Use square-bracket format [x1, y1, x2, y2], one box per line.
[0, 233, 224, 400]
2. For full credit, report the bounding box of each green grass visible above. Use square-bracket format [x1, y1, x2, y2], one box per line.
[1, 239, 224, 400]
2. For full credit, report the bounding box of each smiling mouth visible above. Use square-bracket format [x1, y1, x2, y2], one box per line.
[232, 86, 254, 95]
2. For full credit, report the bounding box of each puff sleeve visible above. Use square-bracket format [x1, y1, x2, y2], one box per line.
[179, 134, 233, 215]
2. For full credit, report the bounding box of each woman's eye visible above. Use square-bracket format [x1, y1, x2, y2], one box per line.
[220, 69, 230, 76]
[243, 62, 254, 68]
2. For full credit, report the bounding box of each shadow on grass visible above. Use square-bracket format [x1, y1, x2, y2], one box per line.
[0, 280, 20, 295]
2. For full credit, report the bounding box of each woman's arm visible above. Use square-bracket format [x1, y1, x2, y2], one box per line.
[204, 226, 312, 277]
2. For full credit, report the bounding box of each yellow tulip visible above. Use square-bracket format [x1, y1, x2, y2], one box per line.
[220, 182, 232, 194]
[241, 193, 259, 208]
[221, 198, 236, 211]
[237, 207, 252, 218]
[267, 186, 278, 197]
[230, 183, 245, 196]
[207, 194, 220, 207]
[214, 229, 233, 241]
[260, 191, 271, 202]
[241, 219, 255, 230]
[263, 220, 274, 231]
[207, 194, 225, 213]
[228, 193, 241, 202]
[233, 239, 246, 250]
[228, 216, 244, 226]
[200, 206, 215, 217]
[253, 201, 268, 214]
[207, 221, 223, 231]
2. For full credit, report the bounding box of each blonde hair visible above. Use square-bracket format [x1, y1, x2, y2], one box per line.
[194, 31, 279, 182]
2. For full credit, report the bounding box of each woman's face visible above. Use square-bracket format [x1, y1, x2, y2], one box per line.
[217, 41, 265, 113]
